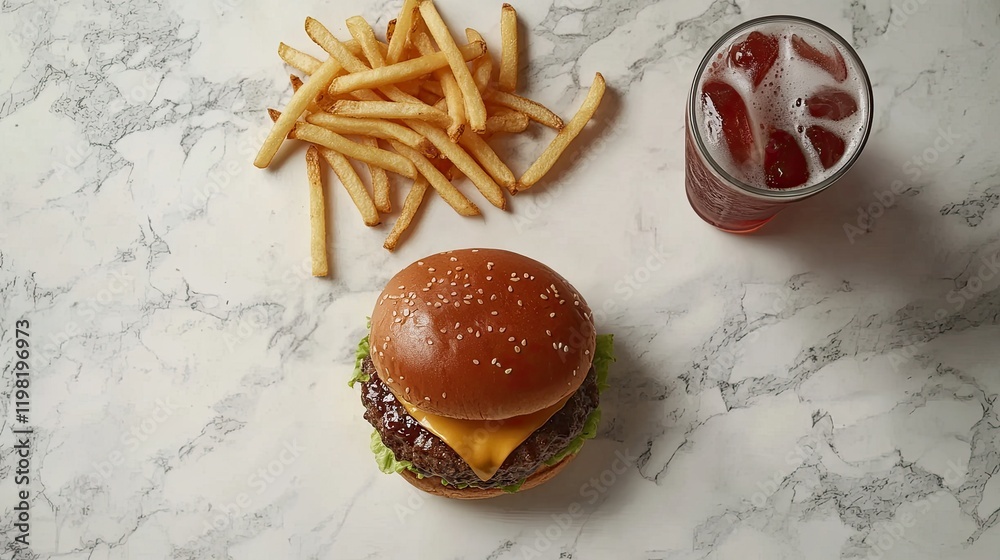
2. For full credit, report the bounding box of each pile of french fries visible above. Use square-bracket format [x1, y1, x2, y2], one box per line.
[254, 0, 606, 274]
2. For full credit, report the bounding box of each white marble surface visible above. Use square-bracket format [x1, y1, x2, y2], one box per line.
[1, 0, 999, 558]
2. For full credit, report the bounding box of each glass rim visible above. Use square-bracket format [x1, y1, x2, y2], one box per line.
[687, 15, 875, 200]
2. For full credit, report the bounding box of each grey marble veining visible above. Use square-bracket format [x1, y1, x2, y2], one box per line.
[1, 0, 999, 558]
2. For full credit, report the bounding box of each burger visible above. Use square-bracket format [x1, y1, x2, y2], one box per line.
[349, 248, 614, 499]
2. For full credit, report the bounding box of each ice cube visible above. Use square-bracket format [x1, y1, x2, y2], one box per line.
[702, 80, 756, 165]
[806, 126, 847, 169]
[791, 34, 848, 82]
[729, 31, 780, 88]
[764, 128, 811, 189]
[807, 88, 859, 121]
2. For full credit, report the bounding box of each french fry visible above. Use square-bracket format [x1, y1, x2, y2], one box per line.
[318, 147, 381, 227]
[290, 121, 418, 179]
[458, 129, 516, 193]
[485, 89, 564, 130]
[406, 119, 506, 209]
[417, 0, 488, 132]
[386, 0, 419, 64]
[329, 41, 486, 96]
[306, 17, 423, 104]
[289, 75, 328, 114]
[255, 56, 345, 168]
[410, 25, 466, 141]
[361, 137, 392, 213]
[388, 140, 480, 217]
[498, 4, 518, 93]
[386, 19, 397, 43]
[346, 16, 384, 69]
[330, 100, 452, 129]
[305, 112, 437, 157]
[384, 176, 429, 251]
[305, 146, 329, 276]
[519, 72, 606, 190]
[466, 28, 492, 92]
[279, 42, 321, 74]
[485, 110, 530, 134]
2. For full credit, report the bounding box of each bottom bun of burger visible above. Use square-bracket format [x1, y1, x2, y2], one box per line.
[399, 454, 577, 500]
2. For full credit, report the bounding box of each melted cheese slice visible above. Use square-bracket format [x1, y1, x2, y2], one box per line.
[396, 394, 572, 481]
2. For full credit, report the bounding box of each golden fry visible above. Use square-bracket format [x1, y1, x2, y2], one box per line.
[458, 129, 516, 193]
[519, 73, 606, 190]
[305, 112, 437, 157]
[466, 28, 492, 92]
[417, 0, 488, 132]
[361, 137, 392, 214]
[387, 19, 397, 43]
[388, 140, 480, 217]
[290, 122, 418, 179]
[386, 0, 419, 64]
[255, 56, 345, 168]
[484, 110, 530, 134]
[410, 25, 466, 141]
[346, 16, 384, 69]
[384, 176, 429, 251]
[499, 4, 518, 93]
[331, 100, 452, 129]
[329, 41, 486, 96]
[406, 119, 506, 209]
[317, 147, 381, 227]
[279, 42, 321, 74]
[486, 89, 564, 130]
[305, 146, 329, 277]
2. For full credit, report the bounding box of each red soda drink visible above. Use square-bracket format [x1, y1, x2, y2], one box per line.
[685, 16, 873, 233]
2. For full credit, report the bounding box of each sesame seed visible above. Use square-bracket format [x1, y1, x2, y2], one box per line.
[514, 346, 521, 353]
[517, 300, 523, 306]
[394, 318, 401, 323]
[499, 327, 506, 333]
[464, 295, 473, 300]
[455, 302, 461, 308]
[491, 311, 498, 316]
[559, 300, 565, 305]
[523, 273, 529, 278]
[564, 346, 570, 352]
[477, 299, 484, 304]
[488, 326, 493, 332]
[477, 288, 483, 294]
[398, 285, 405, 289]
[508, 337, 515, 342]
[505, 368, 512, 374]
[473, 359, 480, 365]
[385, 336, 390, 341]
[451, 291, 457, 296]
[486, 276, 493, 281]
[546, 330, 552, 336]
[512, 277, 520, 282]
[450, 257, 458, 262]
[491, 358, 497, 365]
[457, 334, 463, 340]
[585, 350, 590, 355]
[464, 283, 471, 288]
[382, 342, 388, 350]
[387, 377, 394, 383]
[442, 393, 447, 399]
[507, 286, 514, 292]
[540, 294, 549, 300]
[475, 331, 481, 337]
[425, 396, 431, 401]
[530, 276, 535, 280]
[550, 312, 556, 318]
[422, 288, 430, 292]
[467, 327, 473, 333]
[428, 268, 436, 272]
[402, 309, 410, 317]
[440, 328, 447, 333]
[399, 376, 404, 380]
[487, 262, 494, 270]
[443, 299, 450, 304]
[491, 294, 497, 301]
[427, 340, 433, 345]
[472, 249, 479, 253]
[405, 387, 410, 394]
[392, 310, 397, 316]
[456, 267, 463, 271]
[574, 301, 580, 306]
[418, 261, 424, 266]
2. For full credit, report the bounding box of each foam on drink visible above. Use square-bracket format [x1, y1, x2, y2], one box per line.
[695, 21, 871, 190]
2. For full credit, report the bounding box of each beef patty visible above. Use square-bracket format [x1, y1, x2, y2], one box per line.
[360, 355, 599, 488]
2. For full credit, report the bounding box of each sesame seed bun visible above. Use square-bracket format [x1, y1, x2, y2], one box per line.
[370, 249, 597, 421]
[398, 453, 577, 499]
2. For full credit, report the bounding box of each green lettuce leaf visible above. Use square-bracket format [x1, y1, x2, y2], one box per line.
[545, 334, 614, 465]
[349, 320, 372, 388]
[354, 330, 616, 491]
[370, 430, 415, 475]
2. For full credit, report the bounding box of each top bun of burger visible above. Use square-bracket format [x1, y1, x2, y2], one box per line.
[370, 248, 596, 421]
